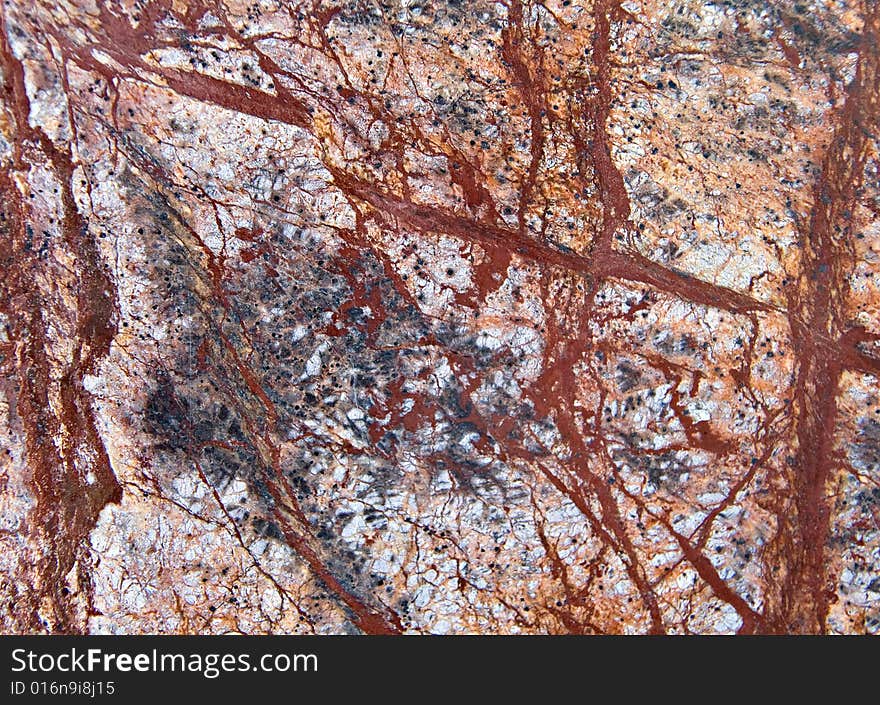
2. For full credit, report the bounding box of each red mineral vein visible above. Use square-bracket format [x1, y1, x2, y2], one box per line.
[501, 0, 548, 236]
[0, 7, 121, 633]
[329, 169, 773, 315]
[767, 3, 880, 634]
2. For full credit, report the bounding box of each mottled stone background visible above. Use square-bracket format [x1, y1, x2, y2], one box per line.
[0, 0, 878, 634]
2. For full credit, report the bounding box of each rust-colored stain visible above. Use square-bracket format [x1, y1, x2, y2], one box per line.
[0, 0, 878, 634]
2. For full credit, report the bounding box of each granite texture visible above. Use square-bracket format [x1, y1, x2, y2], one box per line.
[1, 0, 879, 634]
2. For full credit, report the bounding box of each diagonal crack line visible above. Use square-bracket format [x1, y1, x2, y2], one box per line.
[331, 171, 774, 316]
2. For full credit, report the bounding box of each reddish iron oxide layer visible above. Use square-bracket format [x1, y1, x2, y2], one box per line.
[1, 0, 878, 634]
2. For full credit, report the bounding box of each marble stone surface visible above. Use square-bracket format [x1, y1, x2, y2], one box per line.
[1, 0, 878, 634]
